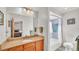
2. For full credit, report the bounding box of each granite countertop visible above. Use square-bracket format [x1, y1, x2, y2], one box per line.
[0, 36, 44, 50]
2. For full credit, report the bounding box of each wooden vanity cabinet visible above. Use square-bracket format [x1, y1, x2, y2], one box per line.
[3, 40, 44, 51]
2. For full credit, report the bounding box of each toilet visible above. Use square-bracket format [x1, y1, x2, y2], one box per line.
[63, 42, 73, 51]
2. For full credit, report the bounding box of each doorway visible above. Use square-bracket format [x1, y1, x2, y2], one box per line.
[48, 14, 62, 51]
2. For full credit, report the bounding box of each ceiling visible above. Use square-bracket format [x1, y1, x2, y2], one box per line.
[6, 7, 79, 16]
[6, 7, 40, 16]
[49, 7, 79, 15]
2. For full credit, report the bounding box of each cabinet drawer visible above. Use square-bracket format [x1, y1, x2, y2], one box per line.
[9, 45, 23, 51]
[24, 46, 35, 51]
[2, 49, 9, 51]
[24, 42, 35, 48]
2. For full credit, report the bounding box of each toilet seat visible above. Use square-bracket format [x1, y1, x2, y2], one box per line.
[63, 42, 73, 51]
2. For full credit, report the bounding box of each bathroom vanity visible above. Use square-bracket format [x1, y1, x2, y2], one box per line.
[0, 36, 44, 51]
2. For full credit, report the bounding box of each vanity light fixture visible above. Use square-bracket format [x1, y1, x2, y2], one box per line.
[23, 7, 34, 15]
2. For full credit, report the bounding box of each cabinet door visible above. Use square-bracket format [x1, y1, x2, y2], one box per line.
[36, 40, 44, 51]
[9, 45, 23, 51]
[24, 42, 35, 51]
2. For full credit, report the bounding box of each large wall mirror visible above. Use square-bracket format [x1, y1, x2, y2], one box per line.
[5, 7, 40, 39]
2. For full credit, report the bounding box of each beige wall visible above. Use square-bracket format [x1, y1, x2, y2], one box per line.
[62, 9, 79, 50]
[38, 8, 49, 51]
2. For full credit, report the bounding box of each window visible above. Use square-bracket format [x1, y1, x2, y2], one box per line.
[49, 19, 58, 39]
